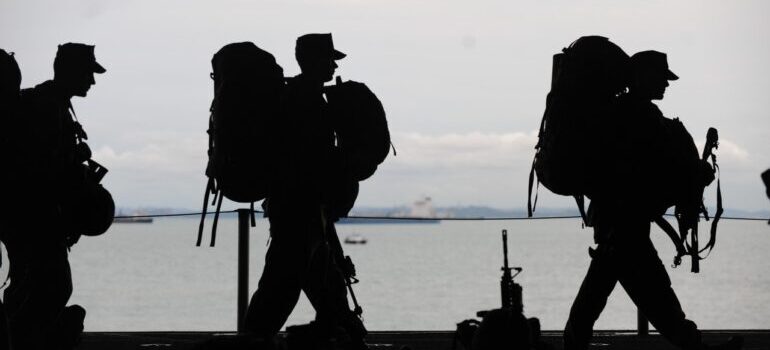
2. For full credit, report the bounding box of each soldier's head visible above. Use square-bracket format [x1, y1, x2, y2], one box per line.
[295, 33, 345, 84]
[53, 43, 105, 97]
[0, 49, 21, 103]
[629, 50, 678, 100]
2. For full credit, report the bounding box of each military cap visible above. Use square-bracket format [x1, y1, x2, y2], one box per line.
[296, 33, 346, 61]
[55, 43, 106, 74]
[631, 50, 678, 80]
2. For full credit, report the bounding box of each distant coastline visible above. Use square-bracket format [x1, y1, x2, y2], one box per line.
[116, 206, 770, 221]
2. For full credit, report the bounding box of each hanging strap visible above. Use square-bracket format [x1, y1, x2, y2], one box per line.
[196, 178, 214, 246]
[689, 221, 700, 273]
[527, 108, 548, 218]
[210, 189, 223, 247]
[655, 216, 686, 267]
[574, 194, 587, 227]
[527, 158, 538, 217]
[67, 103, 88, 143]
[250, 202, 256, 227]
[700, 158, 722, 257]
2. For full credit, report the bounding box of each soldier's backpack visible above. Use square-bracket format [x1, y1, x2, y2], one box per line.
[325, 76, 392, 182]
[0, 49, 21, 243]
[197, 42, 285, 246]
[527, 36, 630, 218]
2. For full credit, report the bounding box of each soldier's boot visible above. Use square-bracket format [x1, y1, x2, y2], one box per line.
[58, 304, 86, 350]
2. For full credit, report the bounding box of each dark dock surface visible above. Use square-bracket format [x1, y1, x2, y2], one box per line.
[79, 330, 769, 349]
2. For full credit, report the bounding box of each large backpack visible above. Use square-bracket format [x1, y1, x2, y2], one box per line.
[325, 76, 392, 182]
[527, 36, 630, 218]
[0, 49, 21, 241]
[197, 42, 285, 246]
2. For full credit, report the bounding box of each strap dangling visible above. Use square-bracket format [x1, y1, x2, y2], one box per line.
[701, 161, 723, 257]
[574, 195, 587, 227]
[210, 189, 223, 247]
[196, 178, 214, 247]
[250, 202, 256, 227]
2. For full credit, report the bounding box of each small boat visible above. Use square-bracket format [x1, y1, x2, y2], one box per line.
[344, 234, 367, 245]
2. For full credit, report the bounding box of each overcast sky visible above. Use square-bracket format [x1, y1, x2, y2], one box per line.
[1, 0, 768, 212]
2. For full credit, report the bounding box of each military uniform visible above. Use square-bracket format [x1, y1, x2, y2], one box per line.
[564, 51, 706, 350]
[4, 43, 102, 350]
[245, 54, 357, 340]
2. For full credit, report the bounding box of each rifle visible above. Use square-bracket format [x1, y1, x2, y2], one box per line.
[324, 215, 364, 319]
[498, 229, 523, 313]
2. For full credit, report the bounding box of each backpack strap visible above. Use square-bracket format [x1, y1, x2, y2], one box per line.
[574, 195, 587, 227]
[67, 103, 88, 143]
[699, 155, 723, 257]
[654, 216, 686, 267]
[210, 189, 223, 247]
[527, 159, 539, 218]
[527, 105, 549, 218]
[196, 177, 214, 246]
[250, 201, 256, 227]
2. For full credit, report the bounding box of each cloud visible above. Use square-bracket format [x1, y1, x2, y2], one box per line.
[713, 139, 749, 162]
[389, 131, 538, 170]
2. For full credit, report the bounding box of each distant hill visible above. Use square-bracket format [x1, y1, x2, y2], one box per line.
[118, 205, 769, 220]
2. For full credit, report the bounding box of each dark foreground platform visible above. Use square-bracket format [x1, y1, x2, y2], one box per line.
[78, 330, 768, 350]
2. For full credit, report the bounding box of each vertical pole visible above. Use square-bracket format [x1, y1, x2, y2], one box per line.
[237, 208, 250, 332]
[637, 308, 649, 336]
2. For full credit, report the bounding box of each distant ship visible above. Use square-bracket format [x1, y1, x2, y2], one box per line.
[338, 196, 444, 224]
[343, 234, 368, 244]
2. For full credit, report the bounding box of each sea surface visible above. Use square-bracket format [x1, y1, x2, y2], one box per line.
[6, 217, 767, 332]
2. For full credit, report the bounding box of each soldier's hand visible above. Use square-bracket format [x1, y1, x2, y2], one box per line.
[341, 256, 357, 279]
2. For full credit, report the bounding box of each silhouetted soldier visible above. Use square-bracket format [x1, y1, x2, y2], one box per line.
[3, 43, 104, 350]
[245, 33, 366, 349]
[0, 47, 23, 350]
[564, 51, 741, 350]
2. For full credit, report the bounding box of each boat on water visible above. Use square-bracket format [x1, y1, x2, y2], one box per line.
[344, 234, 368, 244]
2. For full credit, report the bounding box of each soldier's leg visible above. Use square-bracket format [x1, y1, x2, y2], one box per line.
[4, 237, 72, 350]
[564, 246, 619, 350]
[303, 240, 347, 329]
[303, 222, 367, 348]
[245, 216, 314, 337]
[619, 238, 703, 350]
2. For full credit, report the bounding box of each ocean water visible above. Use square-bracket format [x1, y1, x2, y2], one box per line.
[12, 217, 767, 332]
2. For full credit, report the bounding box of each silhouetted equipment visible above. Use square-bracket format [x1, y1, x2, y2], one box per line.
[499, 229, 523, 313]
[327, 222, 364, 320]
[0, 49, 21, 94]
[667, 126, 722, 273]
[197, 42, 285, 247]
[0, 47, 20, 350]
[528, 36, 629, 219]
[16, 90, 115, 238]
[325, 76, 392, 182]
[454, 230, 546, 350]
[68, 159, 114, 237]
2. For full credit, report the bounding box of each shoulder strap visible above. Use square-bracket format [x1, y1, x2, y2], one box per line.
[700, 156, 723, 257]
[527, 103, 549, 217]
[654, 216, 686, 267]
